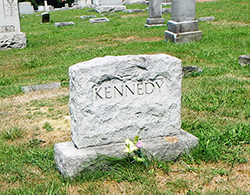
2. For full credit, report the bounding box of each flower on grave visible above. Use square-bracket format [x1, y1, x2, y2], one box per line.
[136, 141, 142, 148]
[124, 135, 148, 166]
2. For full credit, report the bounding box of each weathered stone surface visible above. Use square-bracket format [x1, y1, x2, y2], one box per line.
[55, 22, 75, 27]
[55, 130, 198, 177]
[239, 55, 250, 66]
[89, 17, 109, 23]
[69, 54, 183, 149]
[171, 0, 196, 22]
[21, 82, 61, 93]
[0, 32, 26, 50]
[197, 16, 214, 21]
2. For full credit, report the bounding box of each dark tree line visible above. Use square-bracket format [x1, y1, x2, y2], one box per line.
[18, 0, 74, 10]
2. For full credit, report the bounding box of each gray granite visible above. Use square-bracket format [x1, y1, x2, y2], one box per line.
[165, 0, 202, 43]
[54, 54, 199, 177]
[69, 54, 183, 149]
[0, 0, 27, 49]
[55, 130, 198, 177]
[145, 0, 165, 26]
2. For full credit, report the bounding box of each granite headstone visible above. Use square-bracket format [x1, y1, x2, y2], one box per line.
[165, 0, 202, 43]
[54, 54, 198, 177]
[0, 0, 27, 49]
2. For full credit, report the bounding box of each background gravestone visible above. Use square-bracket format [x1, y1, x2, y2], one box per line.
[54, 54, 198, 177]
[164, 0, 202, 43]
[0, 0, 27, 49]
[19, 2, 34, 15]
[41, 12, 50, 23]
[145, 0, 166, 27]
[92, 0, 126, 13]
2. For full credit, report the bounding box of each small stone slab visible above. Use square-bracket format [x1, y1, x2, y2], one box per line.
[182, 66, 202, 77]
[80, 15, 97, 19]
[123, 9, 145, 13]
[89, 17, 109, 23]
[54, 21, 75, 27]
[21, 82, 61, 93]
[55, 130, 198, 177]
[162, 8, 172, 14]
[94, 5, 126, 13]
[197, 16, 215, 21]
[239, 55, 250, 66]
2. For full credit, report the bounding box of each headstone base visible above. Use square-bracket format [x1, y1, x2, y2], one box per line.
[164, 30, 202, 43]
[94, 5, 126, 13]
[0, 32, 27, 50]
[54, 129, 198, 177]
[145, 18, 166, 27]
[167, 20, 199, 33]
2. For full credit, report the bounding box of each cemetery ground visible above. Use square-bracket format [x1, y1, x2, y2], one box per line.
[0, 0, 249, 194]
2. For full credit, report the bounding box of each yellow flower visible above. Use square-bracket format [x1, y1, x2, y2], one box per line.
[124, 139, 138, 153]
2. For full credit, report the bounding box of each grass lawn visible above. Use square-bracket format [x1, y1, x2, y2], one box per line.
[0, 0, 250, 194]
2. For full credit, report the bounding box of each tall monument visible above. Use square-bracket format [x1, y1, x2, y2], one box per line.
[165, 0, 202, 43]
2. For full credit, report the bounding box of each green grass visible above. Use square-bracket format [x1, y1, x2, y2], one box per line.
[0, 0, 250, 194]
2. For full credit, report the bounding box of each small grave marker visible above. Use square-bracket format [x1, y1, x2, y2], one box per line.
[41, 12, 50, 23]
[21, 82, 61, 93]
[54, 21, 75, 27]
[123, 9, 145, 13]
[89, 17, 109, 23]
[80, 15, 97, 19]
[197, 16, 214, 21]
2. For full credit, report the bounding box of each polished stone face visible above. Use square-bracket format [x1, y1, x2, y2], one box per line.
[68, 54, 183, 149]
